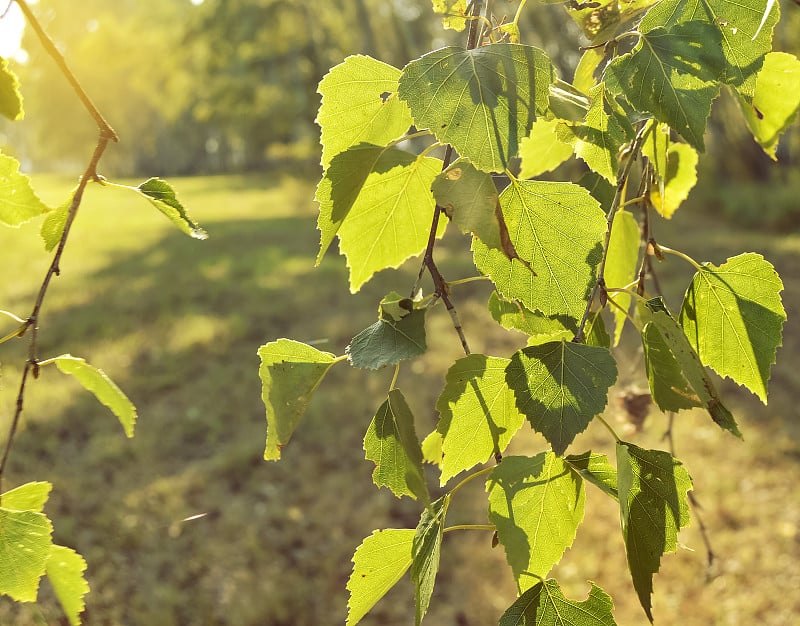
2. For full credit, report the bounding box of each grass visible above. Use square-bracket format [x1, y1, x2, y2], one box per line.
[0, 172, 799, 625]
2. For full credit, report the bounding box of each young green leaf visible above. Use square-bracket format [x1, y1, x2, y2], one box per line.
[435, 354, 526, 485]
[616, 442, 692, 622]
[566, 451, 618, 500]
[0, 507, 53, 601]
[679, 253, 785, 403]
[639, 0, 779, 97]
[364, 389, 429, 503]
[500, 579, 618, 626]
[40, 191, 74, 252]
[604, 209, 640, 345]
[473, 180, 607, 321]
[487, 292, 573, 342]
[399, 44, 554, 172]
[738, 52, 800, 159]
[430, 0, 468, 31]
[558, 82, 634, 184]
[0, 57, 23, 121]
[506, 341, 618, 455]
[258, 339, 340, 460]
[648, 143, 698, 218]
[317, 55, 413, 168]
[316, 145, 443, 291]
[641, 298, 740, 435]
[1, 481, 52, 512]
[346, 529, 415, 626]
[487, 454, 586, 590]
[412, 495, 449, 625]
[431, 159, 502, 250]
[46, 545, 89, 626]
[604, 23, 725, 150]
[135, 178, 207, 239]
[52, 355, 137, 438]
[518, 119, 574, 179]
[0, 153, 50, 227]
[347, 313, 426, 370]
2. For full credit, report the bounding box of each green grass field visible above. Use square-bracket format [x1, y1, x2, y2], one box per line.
[1, 172, 798, 625]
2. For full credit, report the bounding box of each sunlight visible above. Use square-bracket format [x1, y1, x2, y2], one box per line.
[0, 2, 25, 60]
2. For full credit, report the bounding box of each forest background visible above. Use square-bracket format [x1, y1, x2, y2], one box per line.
[1, 0, 799, 624]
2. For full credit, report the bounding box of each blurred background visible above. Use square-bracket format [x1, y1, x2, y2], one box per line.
[0, 0, 799, 624]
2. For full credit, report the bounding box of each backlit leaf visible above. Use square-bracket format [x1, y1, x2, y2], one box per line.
[346, 529, 415, 626]
[473, 180, 606, 321]
[0, 57, 23, 120]
[487, 291, 573, 342]
[500, 579, 618, 626]
[399, 44, 554, 172]
[412, 495, 449, 625]
[432, 159, 501, 249]
[430, 0, 468, 31]
[364, 389, 429, 502]
[604, 209, 640, 345]
[641, 298, 740, 435]
[518, 119, 574, 179]
[46, 545, 89, 626]
[1, 482, 52, 512]
[648, 143, 698, 218]
[487, 454, 585, 590]
[604, 23, 725, 150]
[0, 153, 49, 227]
[0, 507, 53, 602]
[679, 253, 785, 403]
[566, 451, 618, 499]
[506, 341, 618, 455]
[316, 144, 442, 291]
[317, 55, 413, 168]
[135, 178, 207, 239]
[435, 355, 526, 485]
[616, 442, 692, 622]
[40, 191, 74, 252]
[258, 339, 339, 460]
[53, 355, 137, 438]
[568, 0, 659, 43]
[738, 52, 800, 159]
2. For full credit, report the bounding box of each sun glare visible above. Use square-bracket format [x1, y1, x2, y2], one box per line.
[0, 2, 25, 60]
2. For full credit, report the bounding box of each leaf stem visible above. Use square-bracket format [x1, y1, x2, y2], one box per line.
[0, 310, 26, 324]
[449, 466, 495, 498]
[596, 414, 621, 442]
[443, 524, 495, 534]
[657, 245, 705, 271]
[389, 364, 400, 391]
[448, 276, 492, 288]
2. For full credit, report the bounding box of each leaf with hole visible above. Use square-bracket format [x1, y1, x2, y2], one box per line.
[53, 355, 138, 438]
[346, 529, 415, 626]
[506, 341, 618, 455]
[364, 389, 429, 502]
[399, 44, 554, 172]
[500, 579, 618, 626]
[258, 339, 339, 460]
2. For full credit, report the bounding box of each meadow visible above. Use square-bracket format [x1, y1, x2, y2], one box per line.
[0, 172, 798, 625]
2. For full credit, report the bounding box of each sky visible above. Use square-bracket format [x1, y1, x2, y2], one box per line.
[0, 2, 25, 59]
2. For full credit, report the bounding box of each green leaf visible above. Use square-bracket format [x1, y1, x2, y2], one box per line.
[421, 429, 444, 466]
[574, 48, 606, 93]
[738, 52, 800, 159]
[648, 143, 698, 218]
[558, 82, 634, 184]
[0, 153, 49, 228]
[432, 159, 501, 249]
[604, 23, 725, 150]
[488, 291, 573, 342]
[346, 529, 415, 626]
[317, 55, 413, 168]
[639, 298, 742, 437]
[568, 0, 660, 43]
[40, 192, 74, 252]
[566, 451, 618, 499]
[435, 355, 526, 485]
[0, 57, 23, 121]
[488, 454, 585, 590]
[412, 495, 449, 625]
[1, 482, 52, 512]
[639, 0, 779, 97]
[315, 144, 443, 291]
[604, 209, 640, 345]
[473, 180, 606, 321]
[584, 312, 611, 349]
[679, 253, 785, 403]
[430, 0, 468, 31]
[46, 545, 89, 626]
[616, 442, 692, 622]
[506, 341, 618, 455]
[347, 306, 426, 370]
[52, 355, 138, 438]
[518, 119, 574, 179]
[364, 389, 429, 502]
[399, 44, 554, 172]
[499, 579, 618, 626]
[258, 339, 339, 460]
[0, 507, 53, 602]
[135, 178, 207, 239]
